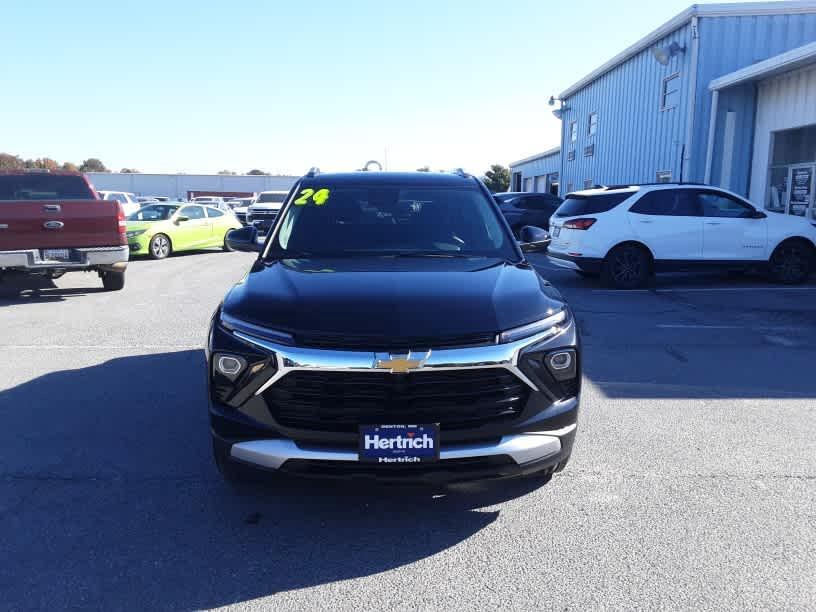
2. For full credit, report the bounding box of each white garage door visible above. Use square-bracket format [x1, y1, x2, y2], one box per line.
[523, 177, 533, 192]
[534, 176, 547, 192]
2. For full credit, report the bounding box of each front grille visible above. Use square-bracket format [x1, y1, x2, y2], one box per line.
[263, 369, 529, 432]
[295, 332, 497, 351]
[249, 210, 278, 222]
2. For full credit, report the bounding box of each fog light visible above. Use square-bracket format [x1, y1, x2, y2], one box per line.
[548, 351, 572, 370]
[215, 354, 246, 379]
[545, 349, 577, 382]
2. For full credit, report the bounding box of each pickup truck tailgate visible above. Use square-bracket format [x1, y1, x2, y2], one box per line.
[0, 199, 125, 250]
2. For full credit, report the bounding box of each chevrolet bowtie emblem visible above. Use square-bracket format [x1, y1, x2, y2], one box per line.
[374, 350, 432, 373]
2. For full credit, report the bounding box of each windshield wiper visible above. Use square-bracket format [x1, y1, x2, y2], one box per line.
[379, 252, 475, 259]
[265, 251, 315, 260]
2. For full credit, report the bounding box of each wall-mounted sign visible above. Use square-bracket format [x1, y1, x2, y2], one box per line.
[789, 166, 813, 216]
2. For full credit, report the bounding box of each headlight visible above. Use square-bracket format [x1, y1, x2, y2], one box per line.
[126, 230, 147, 238]
[219, 311, 295, 345]
[499, 309, 569, 344]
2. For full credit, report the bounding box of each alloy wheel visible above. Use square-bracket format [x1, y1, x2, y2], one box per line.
[152, 235, 170, 259]
[611, 248, 644, 285]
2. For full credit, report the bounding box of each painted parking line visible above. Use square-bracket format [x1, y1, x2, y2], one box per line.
[656, 324, 802, 331]
[591, 286, 816, 294]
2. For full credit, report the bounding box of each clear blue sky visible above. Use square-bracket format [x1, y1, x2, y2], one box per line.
[1, 0, 742, 175]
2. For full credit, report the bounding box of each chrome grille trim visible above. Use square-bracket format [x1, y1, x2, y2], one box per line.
[228, 322, 570, 396]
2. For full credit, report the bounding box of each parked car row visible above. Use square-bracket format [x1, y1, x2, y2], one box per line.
[545, 183, 816, 288]
[0, 171, 254, 292]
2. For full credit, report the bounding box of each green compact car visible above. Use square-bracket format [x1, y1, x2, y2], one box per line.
[126, 203, 243, 260]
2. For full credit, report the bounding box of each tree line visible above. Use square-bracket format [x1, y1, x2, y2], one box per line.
[416, 164, 511, 193]
[1, 152, 511, 190]
[0, 153, 274, 176]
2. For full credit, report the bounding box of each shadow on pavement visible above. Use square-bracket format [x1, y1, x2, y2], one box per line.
[0, 350, 544, 609]
[0, 273, 107, 304]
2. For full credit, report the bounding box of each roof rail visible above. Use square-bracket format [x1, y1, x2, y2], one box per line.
[306, 167, 320, 178]
[598, 181, 710, 190]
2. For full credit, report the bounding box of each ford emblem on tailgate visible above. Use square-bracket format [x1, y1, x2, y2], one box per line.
[43, 220, 64, 230]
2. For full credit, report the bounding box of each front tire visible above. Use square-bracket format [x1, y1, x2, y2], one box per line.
[602, 244, 651, 289]
[149, 234, 171, 260]
[222, 234, 235, 252]
[768, 240, 813, 284]
[101, 270, 125, 291]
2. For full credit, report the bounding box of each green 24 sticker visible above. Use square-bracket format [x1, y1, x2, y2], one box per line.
[294, 188, 330, 206]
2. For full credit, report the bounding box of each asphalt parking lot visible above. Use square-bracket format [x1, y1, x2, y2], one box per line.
[1, 252, 815, 610]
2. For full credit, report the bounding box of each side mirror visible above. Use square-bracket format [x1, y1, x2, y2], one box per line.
[518, 225, 551, 253]
[175, 215, 190, 224]
[226, 226, 260, 252]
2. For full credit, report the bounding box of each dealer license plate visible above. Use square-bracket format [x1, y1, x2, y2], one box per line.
[359, 424, 440, 464]
[41, 249, 71, 261]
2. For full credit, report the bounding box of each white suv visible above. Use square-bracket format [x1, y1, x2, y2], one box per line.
[547, 184, 816, 288]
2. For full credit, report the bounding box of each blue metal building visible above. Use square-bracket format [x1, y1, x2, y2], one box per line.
[513, 1, 816, 221]
[509, 147, 561, 194]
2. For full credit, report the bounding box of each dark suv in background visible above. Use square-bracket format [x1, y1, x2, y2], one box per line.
[208, 170, 580, 485]
[494, 192, 563, 238]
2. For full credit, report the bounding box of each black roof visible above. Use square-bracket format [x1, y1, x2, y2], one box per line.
[299, 171, 478, 187]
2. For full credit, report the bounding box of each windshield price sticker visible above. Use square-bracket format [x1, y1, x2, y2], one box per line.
[294, 188, 331, 206]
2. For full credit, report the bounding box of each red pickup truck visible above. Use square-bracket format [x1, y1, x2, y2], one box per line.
[0, 170, 129, 290]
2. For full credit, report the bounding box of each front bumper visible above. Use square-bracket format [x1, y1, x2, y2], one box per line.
[218, 425, 576, 483]
[0, 246, 129, 270]
[209, 314, 580, 482]
[127, 234, 152, 255]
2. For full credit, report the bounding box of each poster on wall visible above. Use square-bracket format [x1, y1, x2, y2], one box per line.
[789, 167, 813, 216]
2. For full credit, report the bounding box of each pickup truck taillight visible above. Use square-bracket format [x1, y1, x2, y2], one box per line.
[116, 203, 127, 244]
[563, 218, 596, 230]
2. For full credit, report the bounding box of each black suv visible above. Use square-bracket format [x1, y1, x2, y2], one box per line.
[208, 170, 580, 484]
[494, 192, 563, 238]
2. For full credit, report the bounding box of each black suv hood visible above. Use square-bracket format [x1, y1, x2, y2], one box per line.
[222, 257, 565, 343]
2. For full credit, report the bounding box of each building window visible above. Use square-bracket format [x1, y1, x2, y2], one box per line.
[567, 150, 576, 162]
[584, 144, 595, 157]
[588, 112, 598, 136]
[656, 170, 672, 183]
[569, 121, 578, 142]
[583, 179, 593, 189]
[661, 73, 680, 110]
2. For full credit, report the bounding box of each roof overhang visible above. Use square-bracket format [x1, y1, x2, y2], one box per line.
[708, 41, 816, 90]
[509, 146, 561, 168]
[559, 1, 816, 100]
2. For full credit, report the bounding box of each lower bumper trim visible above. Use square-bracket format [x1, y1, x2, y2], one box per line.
[0, 246, 129, 269]
[230, 429, 571, 471]
[547, 252, 602, 274]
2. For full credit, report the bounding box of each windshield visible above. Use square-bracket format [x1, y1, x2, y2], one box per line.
[128, 204, 180, 221]
[256, 192, 287, 204]
[265, 183, 518, 260]
[0, 175, 95, 200]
